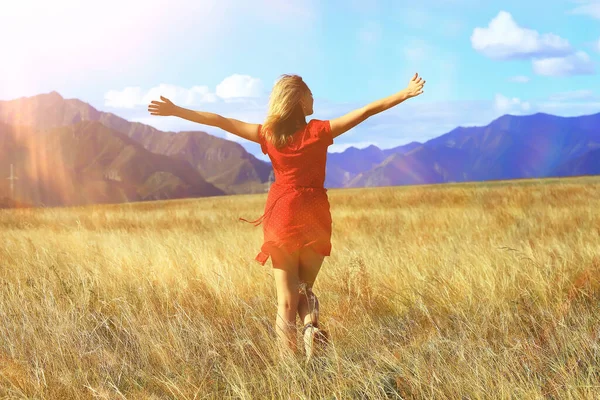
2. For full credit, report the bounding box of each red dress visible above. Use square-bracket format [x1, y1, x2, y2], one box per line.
[239, 119, 333, 266]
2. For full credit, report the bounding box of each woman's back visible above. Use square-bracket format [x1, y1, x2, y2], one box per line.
[259, 119, 333, 188]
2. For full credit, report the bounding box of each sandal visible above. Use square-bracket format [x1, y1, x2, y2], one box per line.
[303, 322, 329, 362]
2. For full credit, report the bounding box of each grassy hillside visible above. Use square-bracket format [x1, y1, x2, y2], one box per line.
[0, 175, 599, 398]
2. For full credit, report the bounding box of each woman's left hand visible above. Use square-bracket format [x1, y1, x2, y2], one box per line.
[148, 96, 178, 116]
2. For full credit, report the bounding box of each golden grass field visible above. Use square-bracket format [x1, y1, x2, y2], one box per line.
[1, 175, 599, 399]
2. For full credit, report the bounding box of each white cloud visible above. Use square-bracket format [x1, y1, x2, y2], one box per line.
[105, 87, 145, 109]
[215, 74, 263, 99]
[105, 75, 262, 109]
[471, 11, 572, 60]
[532, 51, 596, 76]
[105, 84, 219, 109]
[507, 75, 530, 83]
[567, 0, 600, 19]
[494, 94, 531, 114]
[534, 101, 600, 113]
[547, 89, 596, 101]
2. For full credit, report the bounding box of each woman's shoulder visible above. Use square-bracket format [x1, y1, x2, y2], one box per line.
[308, 119, 331, 132]
[307, 119, 332, 146]
[308, 118, 329, 129]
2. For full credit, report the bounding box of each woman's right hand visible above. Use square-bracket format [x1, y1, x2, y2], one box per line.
[148, 96, 179, 117]
[406, 73, 425, 98]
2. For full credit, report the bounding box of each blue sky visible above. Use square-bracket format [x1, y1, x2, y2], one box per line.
[1, 0, 599, 161]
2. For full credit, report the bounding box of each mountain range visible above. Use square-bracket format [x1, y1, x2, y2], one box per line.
[329, 112, 600, 187]
[0, 91, 598, 208]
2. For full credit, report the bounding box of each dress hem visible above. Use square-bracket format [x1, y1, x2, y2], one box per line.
[254, 240, 331, 266]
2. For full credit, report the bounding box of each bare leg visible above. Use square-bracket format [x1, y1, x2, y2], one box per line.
[298, 285, 319, 326]
[271, 248, 301, 357]
[297, 246, 325, 327]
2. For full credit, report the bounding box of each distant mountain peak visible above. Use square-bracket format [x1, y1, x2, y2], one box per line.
[340, 144, 381, 154]
[29, 91, 64, 102]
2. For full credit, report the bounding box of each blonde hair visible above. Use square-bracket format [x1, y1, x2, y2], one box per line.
[261, 74, 310, 149]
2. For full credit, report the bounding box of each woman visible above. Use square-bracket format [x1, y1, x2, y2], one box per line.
[148, 73, 426, 361]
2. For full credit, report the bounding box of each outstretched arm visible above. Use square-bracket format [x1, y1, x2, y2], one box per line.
[148, 96, 261, 143]
[330, 72, 425, 139]
[175, 107, 261, 143]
